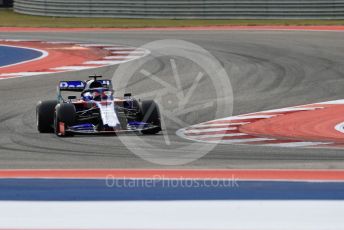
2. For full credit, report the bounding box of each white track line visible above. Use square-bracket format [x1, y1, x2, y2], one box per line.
[190, 122, 249, 128]
[83, 60, 127, 65]
[209, 138, 275, 144]
[319, 99, 344, 105]
[103, 55, 142, 59]
[51, 66, 100, 71]
[193, 133, 248, 139]
[258, 107, 322, 113]
[104, 47, 136, 50]
[0, 76, 20, 80]
[112, 51, 146, 54]
[184, 127, 238, 133]
[335, 122, 344, 134]
[77, 44, 114, 47]
[0, 72, 55, 77]
[211, 115, 277, 122]
[42, 41, 75, 44]
[261, 141, 332, 148]
[2, 39, 39, 42]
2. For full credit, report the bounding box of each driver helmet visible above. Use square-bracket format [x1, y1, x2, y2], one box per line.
[82, 88, 113, 101]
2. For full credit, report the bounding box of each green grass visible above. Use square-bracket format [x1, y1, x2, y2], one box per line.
[1, 8, 344, 28]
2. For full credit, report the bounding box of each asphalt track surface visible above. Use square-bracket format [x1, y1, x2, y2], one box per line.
[0, 30, 344, 169]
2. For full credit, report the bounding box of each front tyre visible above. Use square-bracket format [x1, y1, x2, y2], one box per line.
[140, 100, 162, 135]
[54, 103, 76, 137]
[36, 100, 58, 133]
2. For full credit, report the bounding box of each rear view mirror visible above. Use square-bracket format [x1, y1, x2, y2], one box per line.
[68, 96, 77, 100]
[124, 93, 132, 97]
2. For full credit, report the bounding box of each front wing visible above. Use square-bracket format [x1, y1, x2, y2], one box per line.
[66, 122, 160, 135]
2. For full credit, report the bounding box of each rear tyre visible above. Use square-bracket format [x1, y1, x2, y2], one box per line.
[36, 100, 58, 133]
[140, 100, 162, 135]
[54, 103, 76, 137]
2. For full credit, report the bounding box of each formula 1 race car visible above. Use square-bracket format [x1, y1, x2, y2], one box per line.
[36, 75, 161, 137]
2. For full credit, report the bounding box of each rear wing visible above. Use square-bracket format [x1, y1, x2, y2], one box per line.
[59, 81, 86, 92]
[58, 80, 113, 92]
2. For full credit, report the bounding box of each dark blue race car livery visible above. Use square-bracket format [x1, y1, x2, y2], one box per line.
[36, 75, 161, 137]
